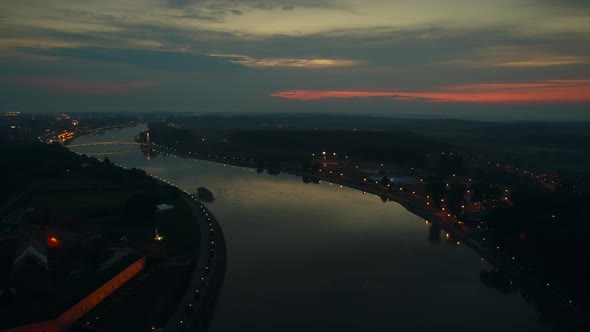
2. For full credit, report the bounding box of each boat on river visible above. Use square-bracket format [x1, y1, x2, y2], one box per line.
[196, 186, 214, 202]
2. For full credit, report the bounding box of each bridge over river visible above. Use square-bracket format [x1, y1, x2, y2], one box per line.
[68, 140, 152, 157]
[67, 141, 148, 148]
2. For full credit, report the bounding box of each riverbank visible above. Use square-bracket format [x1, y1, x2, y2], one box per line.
[108, 165, 227, 332]
[285, 172, 588, 331]
[149, 144, 588, 331]
[61, 122, 138, 145]
[162, 187, 227, 332]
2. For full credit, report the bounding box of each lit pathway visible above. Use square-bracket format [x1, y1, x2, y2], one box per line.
[164, 190, 227, 332]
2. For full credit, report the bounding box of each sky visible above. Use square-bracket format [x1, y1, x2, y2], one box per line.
[1, 0, 589, 120]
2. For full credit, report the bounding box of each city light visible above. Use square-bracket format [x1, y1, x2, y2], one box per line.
[48, 236, 60, 248]
[154, 228, 164, 241]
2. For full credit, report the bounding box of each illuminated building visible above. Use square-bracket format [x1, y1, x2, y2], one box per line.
[57, 131, 75, 143]
[0, 220, 146, 331]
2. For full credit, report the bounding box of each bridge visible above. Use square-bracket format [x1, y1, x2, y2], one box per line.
[67, 140, 153, 158]
[67, 141, 148, 148]
[80, 148, 146, 156]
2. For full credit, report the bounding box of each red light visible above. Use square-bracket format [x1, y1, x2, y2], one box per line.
[48, 236, 60, 248]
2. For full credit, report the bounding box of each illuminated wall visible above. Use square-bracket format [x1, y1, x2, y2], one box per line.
[1, 256, 147, 332]
[0, 320, 58, 332]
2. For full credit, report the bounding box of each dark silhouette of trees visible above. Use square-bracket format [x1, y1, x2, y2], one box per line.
[267, 168, 280, 175]
[480, 269, 515, 293]
[470, 182, 501, 209]
[447, 182, 466, 216]
[428, 224, 441, 243]
[174, 129, 195, 144]
[123, 194, 157, 224]
[427, 176, 445, 208]
[439, 153, 463, 176]
[256, 160, 264, 174]
[301, 161, 311, 172]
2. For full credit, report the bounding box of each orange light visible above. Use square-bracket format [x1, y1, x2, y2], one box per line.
[48, 236, 60, 247]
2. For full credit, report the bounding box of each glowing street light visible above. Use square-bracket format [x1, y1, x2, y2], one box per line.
[154, 228, 164, 241]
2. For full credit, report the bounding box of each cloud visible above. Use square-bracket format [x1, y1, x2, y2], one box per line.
[208, 53, 361, 68]
[18, 46, 246, 72]
[165, 0, 340, 10]
[270, 80, 590, 104]
[8, 77, 158, 95]
[440, 46, 590, 68]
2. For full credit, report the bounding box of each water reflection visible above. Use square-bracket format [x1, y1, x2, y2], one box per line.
[69, 125, 549, 332]
[428, 223, 441, 243]
[480, 269, 517, 293]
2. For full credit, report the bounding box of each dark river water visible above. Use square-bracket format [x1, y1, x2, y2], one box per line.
[70, 125, 547, 332]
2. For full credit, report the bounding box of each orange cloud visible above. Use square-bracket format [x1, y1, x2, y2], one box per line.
[270, 80, 590, 104]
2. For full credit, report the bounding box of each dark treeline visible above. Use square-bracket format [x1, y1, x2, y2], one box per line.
[166, 114, 590, 175]
[487, 187, 590, 309]
[0, 141, 155, 206]
[229, 130, 448, 167]
[148, 121, 449, 168]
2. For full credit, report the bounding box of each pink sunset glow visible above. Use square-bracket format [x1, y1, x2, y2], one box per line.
[270, 80, 590, 104]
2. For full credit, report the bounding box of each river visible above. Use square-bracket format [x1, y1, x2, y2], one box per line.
[70, 124, 547, 332]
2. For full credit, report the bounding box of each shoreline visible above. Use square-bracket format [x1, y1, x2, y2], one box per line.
[60, 122, 138, 145]
[98, 161, 227, 332]
[150, 144, 588, 331]
[67, 128, 228, 331]
[148, 176, 228, 332]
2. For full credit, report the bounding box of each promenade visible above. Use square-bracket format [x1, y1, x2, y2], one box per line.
[163, 188, 227, 332]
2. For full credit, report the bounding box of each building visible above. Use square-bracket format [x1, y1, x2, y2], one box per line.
[156, 204, 174, 212]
